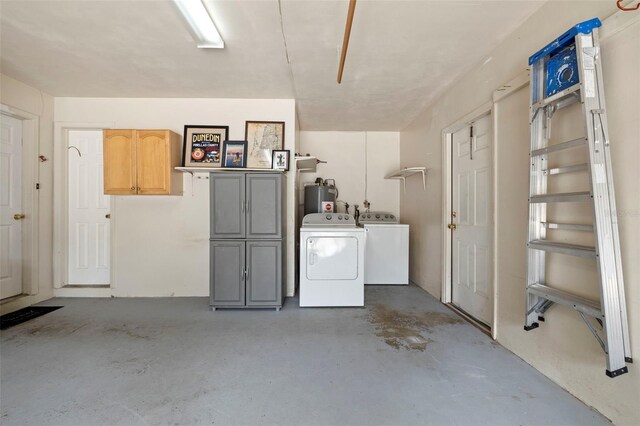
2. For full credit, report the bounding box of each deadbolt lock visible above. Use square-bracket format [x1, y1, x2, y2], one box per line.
[14, 213, 26, 220]
[448, 223, 457, 230]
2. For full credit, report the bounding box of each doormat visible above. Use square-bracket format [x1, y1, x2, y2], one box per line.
[0, 306, 63, 330]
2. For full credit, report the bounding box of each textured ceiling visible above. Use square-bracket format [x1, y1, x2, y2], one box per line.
[1, 0, 545, 130]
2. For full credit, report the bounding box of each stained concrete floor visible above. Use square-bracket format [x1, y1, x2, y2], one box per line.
[1, 286, 608, 426]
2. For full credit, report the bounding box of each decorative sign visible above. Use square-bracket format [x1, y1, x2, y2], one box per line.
[182, 125, 229, 167]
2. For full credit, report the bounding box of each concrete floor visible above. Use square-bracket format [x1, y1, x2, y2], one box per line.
[1, 286, 608, 426]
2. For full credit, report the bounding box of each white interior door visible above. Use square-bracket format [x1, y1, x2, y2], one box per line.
[0, 114, 23, 299]
[451, 115, 493, 325]
[68, 130, 110, 285]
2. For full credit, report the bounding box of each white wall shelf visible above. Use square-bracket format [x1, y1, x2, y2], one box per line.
[295, 156, 326, 189]
[175, 166, 283, 175]
[295, 156, 320, 173]
[176, 167, 283, 197]
[385, 167, 428, 192]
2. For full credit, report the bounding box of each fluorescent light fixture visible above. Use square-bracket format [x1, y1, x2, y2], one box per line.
[173, 0, 224, 49]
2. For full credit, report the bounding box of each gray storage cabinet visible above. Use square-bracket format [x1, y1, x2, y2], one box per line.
[210, 173, 283, 240]
[210, 172, 286, 310]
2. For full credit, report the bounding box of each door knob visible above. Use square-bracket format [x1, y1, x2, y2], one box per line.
[105, 214, 111, 219]
[448, 223, 457, 230]
[14, 213, 26, 220]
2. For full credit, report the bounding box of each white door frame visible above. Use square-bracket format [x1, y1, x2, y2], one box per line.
[441, 101, 496, 336]
[0, 104, 40, 299]
[53, 122, 115, 296]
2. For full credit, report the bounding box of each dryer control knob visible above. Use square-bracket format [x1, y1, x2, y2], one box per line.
[326, 215, 332, 220]
[375, 214, 380, 219]
[338, 215, 343, 220]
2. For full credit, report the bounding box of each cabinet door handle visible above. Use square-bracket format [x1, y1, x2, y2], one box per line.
[130, 186, 135, 191]
[241, 269, 245, 281]
[246, 200, 250, 212]
[241, 200, 245, 213]
[245, 268, 249, 282]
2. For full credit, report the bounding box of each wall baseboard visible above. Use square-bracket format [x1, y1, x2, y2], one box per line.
[54, 286, 112, 298]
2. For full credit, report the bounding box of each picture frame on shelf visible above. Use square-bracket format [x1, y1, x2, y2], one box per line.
[245, 120, 285, 169]
[271, 150, 290, 171]
[222, 141, 248, 168]
[182, 125, 229, 168]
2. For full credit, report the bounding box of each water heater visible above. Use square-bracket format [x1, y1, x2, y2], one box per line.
[304, 180, 337, 215]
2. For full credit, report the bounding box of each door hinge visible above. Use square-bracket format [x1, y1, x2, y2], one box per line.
[36, 183, 40, 190]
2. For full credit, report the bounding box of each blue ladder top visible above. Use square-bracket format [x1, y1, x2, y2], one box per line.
[528, 18, 602, 65]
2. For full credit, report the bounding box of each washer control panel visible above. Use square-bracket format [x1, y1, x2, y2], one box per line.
[358, 211, 399, 224]
[302, 213, 356, 227]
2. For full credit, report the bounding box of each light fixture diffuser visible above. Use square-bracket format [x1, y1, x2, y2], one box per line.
[173, 0, 224, 49]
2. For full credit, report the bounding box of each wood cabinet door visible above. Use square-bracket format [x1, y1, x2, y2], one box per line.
[210, 173, 246, 239]
[246, 240, 282, 306]
[136, 130, 171, 195]
[210, 241, 245, 306]
[246, 173, 282, 239]
[103, 130, 136, 195]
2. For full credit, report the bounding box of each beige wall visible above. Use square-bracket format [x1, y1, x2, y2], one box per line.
[54, 97, 297, 297]
[400, 4, 639, 425]
[299, 131, 401, 218]
[0, 74, 55, 314]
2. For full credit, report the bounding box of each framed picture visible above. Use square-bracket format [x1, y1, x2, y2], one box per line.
[245, 121, 285, 169]
[222, 141, 247, 168]
[183, 125, 229, 167]
[271, 150, 290, 171]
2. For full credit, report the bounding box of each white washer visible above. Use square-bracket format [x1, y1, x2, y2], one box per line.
[359, 212, 409, 285]
[299, 213, 365, 307]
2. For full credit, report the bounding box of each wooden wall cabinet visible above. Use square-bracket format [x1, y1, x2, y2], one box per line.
[103, 129, 183, 195]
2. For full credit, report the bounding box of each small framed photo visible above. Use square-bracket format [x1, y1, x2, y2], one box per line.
[245, 121, 285, 169]
[183, 125, 229, 167]
[271, 150, 290, 171]
[222, 141, 247, 168]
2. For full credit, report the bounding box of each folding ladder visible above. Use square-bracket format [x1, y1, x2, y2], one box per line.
[525, 18, 632, 378]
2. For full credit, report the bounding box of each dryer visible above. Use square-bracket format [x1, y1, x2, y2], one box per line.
[299, 213, 365, 307]
[359, 212, 409, 285]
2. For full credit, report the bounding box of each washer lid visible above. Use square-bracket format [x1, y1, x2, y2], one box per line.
[302, 213, 356, 227]
[358, 211, 399, 224]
